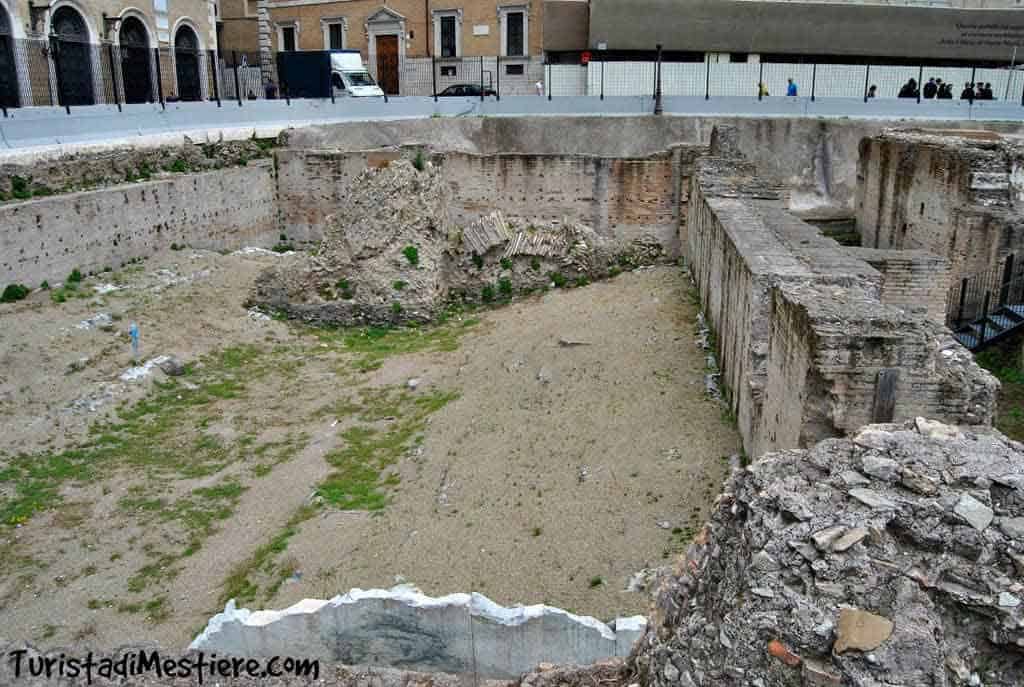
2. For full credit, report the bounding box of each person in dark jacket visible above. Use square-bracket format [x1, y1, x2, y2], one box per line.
[923, 78, 938, 99]
[898, 78, 919, 98]
[961, 83, 975, 100]
[938, 82, 953, 99]
[982, 83, 995, 100]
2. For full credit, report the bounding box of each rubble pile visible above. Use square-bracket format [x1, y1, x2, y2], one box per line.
[630, 419, 1024, 687]
[251, 158, 663, 326]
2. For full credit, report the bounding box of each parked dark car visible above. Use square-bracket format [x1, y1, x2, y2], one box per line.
[438, 84, 497, 97]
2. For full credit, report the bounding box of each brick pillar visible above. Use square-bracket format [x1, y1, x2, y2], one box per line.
[258, 0, 273, 87]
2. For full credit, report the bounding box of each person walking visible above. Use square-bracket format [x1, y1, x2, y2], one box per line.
[867, 84, 877, 99]
[786, 78, 798, 96]
[923, 78, 938, 99]
[758, 81, 769, 97]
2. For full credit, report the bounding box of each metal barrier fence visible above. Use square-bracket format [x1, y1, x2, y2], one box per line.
[3, 39, 1024, 113]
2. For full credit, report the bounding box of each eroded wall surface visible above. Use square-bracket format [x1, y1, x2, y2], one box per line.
[856, 130, 1024, 281]
[276, 148, 698, 256]
[689, 127, 997, 457]
[0, 163, 277, 286]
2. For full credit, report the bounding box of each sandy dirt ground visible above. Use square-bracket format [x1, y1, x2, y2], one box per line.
[0, 250, 740, 652]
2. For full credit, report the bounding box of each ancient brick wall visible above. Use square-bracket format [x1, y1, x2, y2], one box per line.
[276, 147, 694, 256]
[0, 163, 277, 286]
[846, 247, 951, 324]
[856, 131, 1024, 282]
[690, 127, 997, 458]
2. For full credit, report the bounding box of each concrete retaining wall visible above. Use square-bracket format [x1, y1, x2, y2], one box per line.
[190, 586, 646, 680]
[0, 162, 277, 286]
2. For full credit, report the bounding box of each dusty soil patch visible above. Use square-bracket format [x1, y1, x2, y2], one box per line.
[0, 252, 738, 651]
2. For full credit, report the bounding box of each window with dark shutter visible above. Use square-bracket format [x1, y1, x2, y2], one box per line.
[329, 24, 343, 49]
[440, 16, 456, 57]
[282, 26, 296, 52]
[506, 12, 523, 56]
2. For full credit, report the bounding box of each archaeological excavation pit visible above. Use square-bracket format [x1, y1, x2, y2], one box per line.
[0, 116, 1022, 685]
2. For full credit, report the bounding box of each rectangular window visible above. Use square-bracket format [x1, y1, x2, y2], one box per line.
[505, 11, 524, 56]
[328, 23, 343, 49]
[441, 65, 457, 77]
[440, 15, 456, 57]
[281, 26, 296, 52]
[505, 63, 523, 76]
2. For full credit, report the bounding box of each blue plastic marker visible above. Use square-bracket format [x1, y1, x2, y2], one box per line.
[129, 322, 139, 359]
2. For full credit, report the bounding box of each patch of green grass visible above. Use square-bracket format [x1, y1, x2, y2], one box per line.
[976, 346, 1024, 441]
[392, 280, 407, 291]
[317, 388, 458, 511]
[315, 318, 480, 373]
[530, 257, 541, 272]
[392, 301, 403, 315]
[588, 576, 604, 588]
[549, 272, 566, 288]
[413, 149, 426, 172]
[472, 253, 484, 270]
[481, 285, 495, 303]
[67, 268, 83, 284]
[0, 345, 276, 527]
[165, 158, 190, 174]
[500, 258, 512, 270]
[402, 245, 420, 266]
[220, 504, 318, 605]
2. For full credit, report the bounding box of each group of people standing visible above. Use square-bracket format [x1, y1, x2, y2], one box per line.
[897, 77, 997, 101]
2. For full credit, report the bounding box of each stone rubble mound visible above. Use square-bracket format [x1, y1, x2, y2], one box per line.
[251, 158, 664, 326]
[630, 418, 1024, 687]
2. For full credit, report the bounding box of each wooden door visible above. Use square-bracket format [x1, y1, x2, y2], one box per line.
[376, 35, 399, 95]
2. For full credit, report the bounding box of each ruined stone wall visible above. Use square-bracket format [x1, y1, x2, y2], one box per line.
[276, 147, 698, 257]
[0, 163, 278, 286]
[846, 248, 951, 323]
[856, 131, 1024, 282]
[688, 127, 997, 458]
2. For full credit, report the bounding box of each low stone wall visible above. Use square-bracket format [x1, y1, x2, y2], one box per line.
[0, 162, 278, 286]
[688, 127, 997, 457]
[190, 586, 646, 680]
[275, 147, 699, 256]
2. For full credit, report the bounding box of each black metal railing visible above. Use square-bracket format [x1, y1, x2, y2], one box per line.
[2, 38, 1024, 114]
[947, 253, 1024, 330]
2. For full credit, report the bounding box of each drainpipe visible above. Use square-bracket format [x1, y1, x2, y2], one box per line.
[424, 0, 430, 57]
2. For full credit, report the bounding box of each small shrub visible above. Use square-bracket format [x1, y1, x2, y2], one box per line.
[336, 278, 353, 300]
[1, 284, 30, 303]
[391, 301, 403, 315]
[51, 289, 67, 304]
[500, 257, 512, 270]
[472, 253, 484, 270]
[588, 576, 604, 588]
[402, 245, 419, 266]
[10, 175, 31, 199]
[530, 257, 541, 272]
[40, 280, 50, 290]
[608, 266, 621, 278]
[413, 149, 426, 171]
[574, 276, 590, 288]
[167, 158, 189, 174]
[548, 272, 566, 288]
[392, 280, 407, 291]
[531, 526, 542, 537]
[498, 277, 512, 297]
[67, 268, 83, 284]
[481, 285, 495, 303]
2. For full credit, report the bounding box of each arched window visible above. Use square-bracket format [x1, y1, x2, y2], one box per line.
[173, 24, 201, 101]
[0, 4, 19, 107]
[51, 6, 94, 105]
[118, 16, 152, 103]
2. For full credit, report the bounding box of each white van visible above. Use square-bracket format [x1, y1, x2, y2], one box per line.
[330, 51, 385, 97]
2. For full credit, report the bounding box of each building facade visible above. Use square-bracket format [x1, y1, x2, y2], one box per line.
[215, 0, 545, 95]
[0, 0, 218, 106]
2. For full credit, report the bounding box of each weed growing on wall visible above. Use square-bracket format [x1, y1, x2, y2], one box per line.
[403, 245, 420, 266]
[1, 284, 30, 303]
